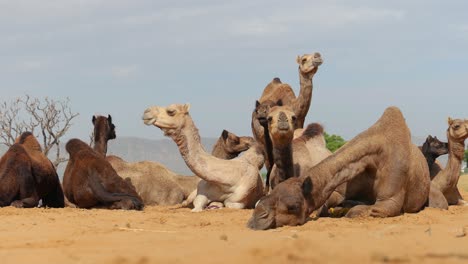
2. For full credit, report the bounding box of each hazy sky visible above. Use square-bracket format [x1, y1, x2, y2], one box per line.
[1, 0, 467, 142]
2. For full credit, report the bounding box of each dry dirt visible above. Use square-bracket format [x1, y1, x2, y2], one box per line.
[1, 191, 468, 264]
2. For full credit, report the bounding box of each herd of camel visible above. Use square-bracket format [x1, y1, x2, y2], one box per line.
[1, 52, 467, 231]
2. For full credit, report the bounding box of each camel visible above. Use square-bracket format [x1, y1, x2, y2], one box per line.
[251, 100, 278, 186]
[92, 115, 116, 157]
[62, 138, 143, 210]
[211, 129, 254, 160]
[92, 115, 251, 206]
[248, 107, 431, 230]
[143, 103, 265, 212]
[256, 52, 323, 129]
[252, 53, 322, 175]
[265, 104, 332, 190]
[0, 132, 64, 208]
[428, 118, 468, 208]
[419, 135, 449, 176]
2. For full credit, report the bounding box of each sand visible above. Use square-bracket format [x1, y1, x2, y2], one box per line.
[1, 194, 468, 264]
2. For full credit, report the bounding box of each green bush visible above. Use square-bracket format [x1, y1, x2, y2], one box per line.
[324, 132, 346, 153]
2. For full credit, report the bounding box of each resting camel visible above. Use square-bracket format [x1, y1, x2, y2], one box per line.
[211, 129, 254, 160]
[419, 135, 448, 176]
[428, 118, 468, 208]
[92, 115, 252, 206]
[0, 132, 64, 208]
[252, 53, 322, 175]
[62, 138, 143, 210]
[262, 103, 332, 191]
[248, 107, 430, 230]
[143, 104, 265, 212]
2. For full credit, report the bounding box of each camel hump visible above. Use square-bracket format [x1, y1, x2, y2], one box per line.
[301, 123, 324, 139]
[382, 106, 405, 122]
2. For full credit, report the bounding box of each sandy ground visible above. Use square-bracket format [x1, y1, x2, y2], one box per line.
[1, 191, 468, 264]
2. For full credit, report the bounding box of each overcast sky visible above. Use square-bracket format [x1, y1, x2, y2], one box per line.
[1, 0, 467, 143]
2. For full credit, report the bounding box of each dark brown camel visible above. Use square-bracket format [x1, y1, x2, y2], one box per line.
[62, 138, 143, 210]
[419, 135, 449, 176]
[0, 132, 64, 208]
[92, 115, 116, 157]
[211, 129, 255, 160]
[248, 107, 430, 230]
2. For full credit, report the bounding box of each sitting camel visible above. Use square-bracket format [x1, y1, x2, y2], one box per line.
[92, 115, 252, 206]
[248, 107, 431, 230]
[252, 53, 322, 176]
[428, 118, 468, 208]
[143, 104, 265, 212]
[0, 132, 64, 208]
[419, 135, 448, 176]
[62, 138, 143, 210]
[263, 103, 332, 191]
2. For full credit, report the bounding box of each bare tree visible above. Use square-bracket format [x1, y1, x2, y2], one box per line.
[0, 95, 79, 167]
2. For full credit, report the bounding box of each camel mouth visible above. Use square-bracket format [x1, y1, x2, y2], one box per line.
[142, 117, 157, 126]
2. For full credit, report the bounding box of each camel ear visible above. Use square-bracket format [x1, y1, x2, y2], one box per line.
[183, 104, 191, 113]
[427, 135, 433, 141]
[296, 55, 301, 64]
[276, 99, 283, 106]
[448, 117, 453, 126]
[256, 100, 260, 108]
[107, 115, 112, 123]
[221, 130, 229, 140]
[92, 115, 96, 124]
[302, 177, 313, 197]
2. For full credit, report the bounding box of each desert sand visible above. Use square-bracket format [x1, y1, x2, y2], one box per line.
[1, 190, 468, 264]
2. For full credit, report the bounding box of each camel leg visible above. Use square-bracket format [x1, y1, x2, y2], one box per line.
[445, 186, 467, 206]
[428, 184, 448, 209]
[192, 194, 209, 212]
[345, 198, 403, 218]
[182, 189, 197, 208]
[317, 191, 345, 217]
[224, 202, 245, 209]
[11, 165, 40, 208]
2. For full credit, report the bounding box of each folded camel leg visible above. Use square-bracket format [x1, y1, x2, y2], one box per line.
[345, 198, 403, 218]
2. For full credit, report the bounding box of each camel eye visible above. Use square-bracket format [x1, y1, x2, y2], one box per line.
[453, 124, 461, 130]
[287, 204, 299, 213]
[292, 116, 297, 121]
[167, 109, 176, 116]
[267, 117, 273, 123]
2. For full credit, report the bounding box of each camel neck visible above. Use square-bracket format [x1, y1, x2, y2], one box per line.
[293, 69, 314, 128]
[442, 140, 465, 185]
[272, 143, 295, 182]
[302, 133, 380, 210]
[261, 123, 274, 171]
[170, 116, 208, 175]
[93, 137, 108, 157]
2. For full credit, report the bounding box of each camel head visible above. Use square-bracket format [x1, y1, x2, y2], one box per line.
[248, 177, 312, 230]
[15, 131, 42, 151]
[92, 114, 116, 141]
[422, 135, 448, 157]
[447, 118, 468, 143]
[254, 100, 277, 127]
[267, 105, 296, 147]
[143, 104, 191, 136]
[220, 129, 254, 155]
[296, 52, 323, 77]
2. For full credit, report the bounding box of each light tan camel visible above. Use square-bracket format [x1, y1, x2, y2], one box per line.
[265, 105, 331, 190]
[428, 118, 468, 208]
[143, 104, 265, 212]
[248, 107, 431, 230]
[93, 115, 251, 206]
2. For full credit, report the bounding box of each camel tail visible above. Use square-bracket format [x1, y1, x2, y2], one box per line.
[300, 123, 324, 139]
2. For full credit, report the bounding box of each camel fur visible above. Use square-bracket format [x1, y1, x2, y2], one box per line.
[143, 104, 265, 212]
